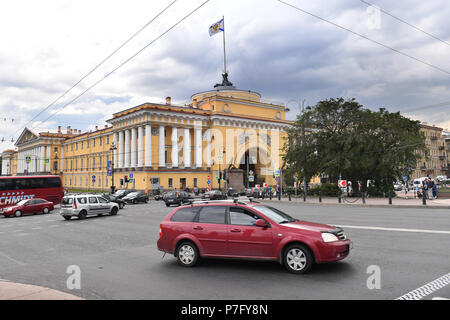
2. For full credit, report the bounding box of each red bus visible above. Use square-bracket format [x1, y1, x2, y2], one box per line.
[0, 175, 64, 207]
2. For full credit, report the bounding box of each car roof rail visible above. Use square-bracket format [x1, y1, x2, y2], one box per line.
[190, 200, 234, 205]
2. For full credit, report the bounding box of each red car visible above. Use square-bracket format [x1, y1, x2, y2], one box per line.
[1, 198, 55, 218]
[157, 200, 352, 273]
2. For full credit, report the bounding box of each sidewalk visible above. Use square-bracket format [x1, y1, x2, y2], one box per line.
[261, 195, 450, 209]
[0, 280, 83, 300]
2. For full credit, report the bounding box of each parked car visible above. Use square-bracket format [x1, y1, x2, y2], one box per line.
[393, 182, 403, 191]
[201, 190, 227, 200]
[154, 192, 166, 201]
[122, 191, 149, 204]
[113, 189, 136, 199]
[163, 191, 192, 207]
[157, 201, 352, 273]
[102, 194, 126, 209]
[60, 194, 119, 220]
[1, 198, 54, 218]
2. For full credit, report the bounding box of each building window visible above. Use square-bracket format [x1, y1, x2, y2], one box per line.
[54, 147, 58, 153]
[168, 178, 173, 188]
[194, 178, 198, 187]
[93, 139, 96, 147]
[71, 144, 73, 151]
[99, 137, 102, 146]
[76, 143, 78, 151]
[99, 155, 102, 170]
[87, 140, 90, 148]
[93, 157, 95, 169]
[107, 135, 110, 144]
[81, 158, 84, 170]
[81, 142, 83, 149]
[53, 161, 58, 171]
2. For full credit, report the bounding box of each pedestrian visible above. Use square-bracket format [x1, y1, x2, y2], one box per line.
[432, 180, 438, 199]
[422, 178, 429, 200]
[403, 184, 408, 198]
[427, 178, 434, 200]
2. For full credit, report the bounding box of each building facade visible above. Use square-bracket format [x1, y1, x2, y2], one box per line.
[2, 79, 291, 192]
[411, 123, 448, 180]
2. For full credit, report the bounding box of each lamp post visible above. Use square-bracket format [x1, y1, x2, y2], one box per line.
[110, 142, 117, 194]
[218, 149, 226, 191]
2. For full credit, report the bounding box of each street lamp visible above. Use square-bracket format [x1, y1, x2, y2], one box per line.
[110, 142, 117, 194]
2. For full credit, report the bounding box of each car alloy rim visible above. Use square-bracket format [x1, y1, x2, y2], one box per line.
[286, 248, 307, 271]
[179, 245, 195, 264]
[44, 208, 49, 213]
[15, 211, 21, 217]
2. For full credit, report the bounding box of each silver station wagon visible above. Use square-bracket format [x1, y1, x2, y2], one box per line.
[60, 194, 119, 220]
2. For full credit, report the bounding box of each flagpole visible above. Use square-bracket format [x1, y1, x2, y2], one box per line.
[222, 16, 227, 74]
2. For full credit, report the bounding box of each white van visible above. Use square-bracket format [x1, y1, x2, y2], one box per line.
[413, 177, 427, 188]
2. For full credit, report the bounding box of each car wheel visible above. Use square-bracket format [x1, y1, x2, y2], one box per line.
[78, 210, 87, 220]
[176, 241, 199, 267]
[133, 199, 136, 204]
[283, 244, 313, 274]
[110, 206, 118, 216]
[63, 216, 71, 220]
[145, 198, 148, 203]
[165, 203, 170, 207]
[14, 210, 22, 218]
[43, 207, 49, 214]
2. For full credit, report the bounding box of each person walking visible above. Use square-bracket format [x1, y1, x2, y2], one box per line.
[422, 178, 429, 200]
[432, 179, 438, 199]
[427, 178, 434, 200]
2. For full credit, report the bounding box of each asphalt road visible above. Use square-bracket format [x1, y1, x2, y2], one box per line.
[0, 200, 449, 300]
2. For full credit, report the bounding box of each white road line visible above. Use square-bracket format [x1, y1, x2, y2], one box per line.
[0, 251, 26, 266]
[335, 224, 450, 235]
[396, 273, 450, 300]
[31, 227, 42, 230]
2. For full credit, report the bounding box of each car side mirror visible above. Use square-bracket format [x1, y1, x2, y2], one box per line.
[254, 219, 268, 228]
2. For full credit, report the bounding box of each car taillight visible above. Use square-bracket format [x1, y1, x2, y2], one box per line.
[159, 225, 162, 238]
[176, 192, 179, 198]
[73, 201, 77, 209]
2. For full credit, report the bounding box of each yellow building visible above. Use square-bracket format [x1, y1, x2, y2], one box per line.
[3, 76, 292, 192]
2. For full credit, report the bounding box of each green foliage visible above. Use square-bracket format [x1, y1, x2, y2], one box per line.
[283, 98, 427, 196]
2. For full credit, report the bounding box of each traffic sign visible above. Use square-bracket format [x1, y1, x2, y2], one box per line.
[25, 156, 32, 164]
[274, 170, 280, 177]
[92, 175, 96, 183]
[44, 158, 49, 164]
[263, 183, 268, 188]
[249, 175, 254, 182]
[338, 180, 347, 188]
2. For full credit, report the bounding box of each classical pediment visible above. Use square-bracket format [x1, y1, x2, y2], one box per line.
[15, 127, 40, 147]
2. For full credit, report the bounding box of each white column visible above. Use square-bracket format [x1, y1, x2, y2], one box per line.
[131, 127, 137, 167]
[159, 125, 165, 167]
[138, 126, 144, 167]
[206, 130, 212, 167]
[60, 147, 64, 172]
[118, 131, 124, 168]
[124, 129, 131, 168]
[195, 127, 202, 168]
[184, 128, 191, 167]
[145, 125, 152, 167]
[171, 127, 178, 167]
[43, 146, 48, 172]
[113, 132, 119, 168]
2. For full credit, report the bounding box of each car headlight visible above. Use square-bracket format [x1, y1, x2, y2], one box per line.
[321, 232, 339, 243]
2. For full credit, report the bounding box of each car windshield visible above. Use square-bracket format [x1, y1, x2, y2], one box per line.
[114, 190, 126, 196]
[126, 192, 139, 197]
[16, 199, 29, 206]
[252, 205, 297, 224]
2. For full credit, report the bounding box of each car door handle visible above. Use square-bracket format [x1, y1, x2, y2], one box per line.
[193, 226, 203, 230]
[230, 228, 241, 233]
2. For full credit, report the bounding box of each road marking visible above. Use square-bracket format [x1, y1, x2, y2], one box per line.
[31, 227, 42, 230]
[0, 251, 26, 266]
[335, 224, 450, 235]
[396, 273, 450, 300]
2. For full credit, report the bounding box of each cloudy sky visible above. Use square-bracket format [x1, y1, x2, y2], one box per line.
[1, 0, 450, 150]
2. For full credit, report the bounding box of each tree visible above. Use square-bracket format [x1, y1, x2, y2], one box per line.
[283, 98, 427, 196]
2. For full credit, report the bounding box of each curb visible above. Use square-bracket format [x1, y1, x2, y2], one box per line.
[0, 280, 84, 300]
[260, 199, 450, 210]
